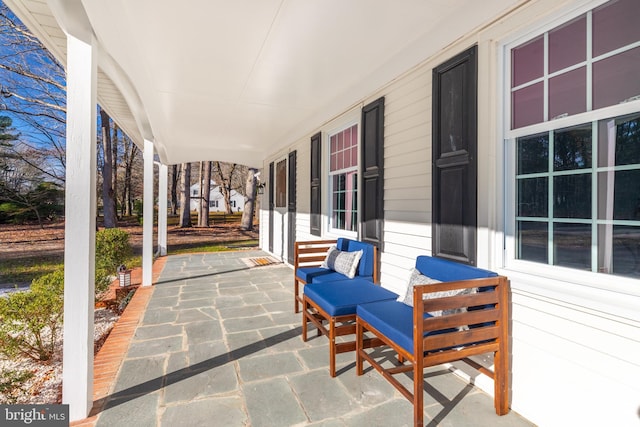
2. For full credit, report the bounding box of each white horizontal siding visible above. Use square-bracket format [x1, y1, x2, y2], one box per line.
[511, 282, 640, 426]
[260, 2, 640, 426]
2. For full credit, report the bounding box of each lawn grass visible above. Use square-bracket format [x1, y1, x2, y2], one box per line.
[0, 255, 64, 285]
[168, 239, 259, 255]
[1, 239, 258, 286]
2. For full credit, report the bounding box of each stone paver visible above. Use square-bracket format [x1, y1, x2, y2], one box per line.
[86, 250, 535, 427]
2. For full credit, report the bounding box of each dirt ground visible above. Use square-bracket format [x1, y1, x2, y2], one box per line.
[0, 218, 259, 262]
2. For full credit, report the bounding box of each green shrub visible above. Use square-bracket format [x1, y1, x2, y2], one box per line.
[0, 269, 64, 361]
[95, 229, 132, 295]
[95, 228, 132, 274]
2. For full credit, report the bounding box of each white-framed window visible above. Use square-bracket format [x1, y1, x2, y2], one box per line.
[504, 0, 640, 280]
[328, 123, 358, 234]
[209, 200, 218, 208]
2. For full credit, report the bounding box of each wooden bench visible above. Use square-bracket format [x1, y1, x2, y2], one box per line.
[355, 256, 511, 426]
[293, 238, 379, 313]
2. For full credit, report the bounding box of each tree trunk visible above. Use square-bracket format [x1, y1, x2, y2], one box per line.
[179, 162, 192, 227]
[99, 108, 117, 228]
[240, 167, 257, 230]
[112, 122, 119, 218]
[121, 137, 137, 217]
[170, 164, 179, 215]
[199, 161, 211, 227]
[197, 161, 203, 226]
[213, 161, 236, 214]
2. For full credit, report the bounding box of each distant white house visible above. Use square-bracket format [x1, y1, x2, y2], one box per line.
[188, 182, 245, 212]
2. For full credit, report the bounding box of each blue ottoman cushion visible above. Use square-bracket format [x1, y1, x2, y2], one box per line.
[304, 279, 397, 317]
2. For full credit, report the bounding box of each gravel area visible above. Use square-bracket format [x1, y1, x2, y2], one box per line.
[0, 307, 119, 404]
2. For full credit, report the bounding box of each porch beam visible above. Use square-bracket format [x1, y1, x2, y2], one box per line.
[62, 32, 97, 421]
[158, 163, 168, 256]
[142, 139, 154, 286]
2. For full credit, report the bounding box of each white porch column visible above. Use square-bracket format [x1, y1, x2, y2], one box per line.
[62, 33, 97, 421]
[158, 163, 168, 256]
[142, 139, 154, 286]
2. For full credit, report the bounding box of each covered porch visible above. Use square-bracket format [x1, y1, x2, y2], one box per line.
[73, 250, 533, 427]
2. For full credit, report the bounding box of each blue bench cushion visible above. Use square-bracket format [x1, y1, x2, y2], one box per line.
[312, 272, 373, 284]
[338, 238, 376, 278]
[415, 256, 497, 282]
[296, 267, 335, 283]
[357, 300, 432, 354]
[304, 279, 397, 317]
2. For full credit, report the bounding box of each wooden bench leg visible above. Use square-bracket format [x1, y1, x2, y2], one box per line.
[294, 279, 300, 313]
[356, 320, 364, 376]
[414, 357, 424, 427]
[329, 317, 336, 377]
[494, 348, 510, 415]
[302, 300, 308, 342]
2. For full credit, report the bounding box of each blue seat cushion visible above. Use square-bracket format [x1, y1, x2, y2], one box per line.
[296, 267, 335, 283]
[304, 279, 398, 317]
[357, 300, 428, 354]
[312, 272, 373, 283]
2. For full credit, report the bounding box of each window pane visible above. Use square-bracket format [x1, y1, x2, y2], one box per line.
[598, 170, 640, 221]
[598, 114, 640, 167]
[553, 223, 591, 270]
[554, 125, 592, 171]
[593, 46, 640, 110]
[593, 0, 640, 57]
[598, 225, 640, 278]
[517, 133, 549, 174]
[549, 15, 586, 73]
[517, 221, 548, 263]
[276, 159, 287, 207]
[518, 177, 548, 217]
[512, 82, 544, 129]
[331, 172, 357, 232]
[549, 67, 586, 119]
[512, 36, 544, 87]
[554, 174, 591, 218]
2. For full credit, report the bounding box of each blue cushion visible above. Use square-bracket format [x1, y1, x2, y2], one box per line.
[304, 279, 398, 317]
[347, 240, 375, 277]
[312, 272, 373, 283]
[357, 300, 431, 354]
[415, 256, 497, 282]
[336, 237, 350, 251]
[296, 267, 334, 283]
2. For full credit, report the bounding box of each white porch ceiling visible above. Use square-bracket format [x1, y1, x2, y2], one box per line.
[5, 0, 522, 167]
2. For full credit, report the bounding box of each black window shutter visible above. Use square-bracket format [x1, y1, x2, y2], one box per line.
[432, 46, 477, 265]
[287, 150, 297, 264]
[310, 132, 322, 236]
[361, 97, 385, 249]
[268, 161, 274, 252]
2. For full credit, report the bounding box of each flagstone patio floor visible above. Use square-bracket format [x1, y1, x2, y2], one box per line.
[71, 250, 535, 427]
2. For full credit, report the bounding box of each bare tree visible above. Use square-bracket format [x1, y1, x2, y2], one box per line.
[240, 167, 258, 230]
[112, 121, 119, 218]
[0, 5, 66, 185]
[119, 135, 138, 216]
[170, 164, 179, 215]
[179, 162, 192, 227]
[198, 161, 211, 227]
[212, 161, 249, 214]
[99, 107, 117, 227]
